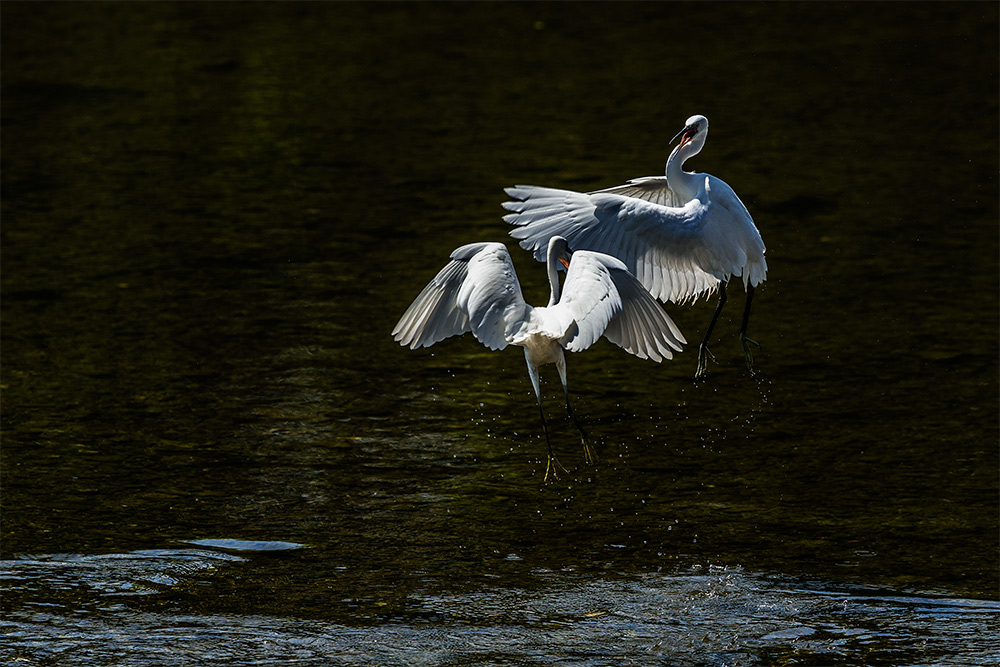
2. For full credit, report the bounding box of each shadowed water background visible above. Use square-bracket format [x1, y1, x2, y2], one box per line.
[2, 3, 998, 665]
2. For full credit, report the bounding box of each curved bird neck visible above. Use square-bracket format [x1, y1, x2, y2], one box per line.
[546, 247, 562, 307]
[665, 141, 703, 203]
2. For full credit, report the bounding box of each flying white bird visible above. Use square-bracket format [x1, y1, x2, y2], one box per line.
[503, 114, 766, 378]
[392, 236, 686, 480]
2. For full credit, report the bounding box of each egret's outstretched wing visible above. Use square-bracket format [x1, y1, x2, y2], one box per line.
[456, 243, 528, 349]
[555, 250, 685, 362]
[590, 176, 684, 207]
[392, 242, 526, 350]
[505, 183, 727, 303]
[549, 251, 620, 353]
[599, 256, 687, 361]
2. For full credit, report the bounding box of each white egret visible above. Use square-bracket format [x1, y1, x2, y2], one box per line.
[503, 114, 766, 378]
[392, 236, 686, 480]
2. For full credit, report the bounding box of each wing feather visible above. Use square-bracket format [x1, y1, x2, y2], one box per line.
[392, 242, 527, 351]
[601, 259, 686, 362]
[590, 176, 684, 207]
[505, 178, 764, 304]
[456, 243, 528, 349]
[554, 251, 620, 352]
[553, 250, 685, 362]
[392, 254, 472, 349]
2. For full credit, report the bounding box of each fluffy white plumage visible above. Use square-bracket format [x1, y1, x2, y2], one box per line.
[393, 236, 685, 478]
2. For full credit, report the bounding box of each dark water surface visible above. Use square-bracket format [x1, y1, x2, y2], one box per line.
[2, 3, 998, 665]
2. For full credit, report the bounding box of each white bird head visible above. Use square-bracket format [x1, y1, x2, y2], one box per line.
[547, 235, 572, 271]
[670, 114, 709, 154]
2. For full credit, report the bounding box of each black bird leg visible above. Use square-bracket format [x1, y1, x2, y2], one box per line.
[739, 283, 760, 372]
[537, 398, 567, 481]
[562, 384, 594, 464]
[696, 283, 727, 378]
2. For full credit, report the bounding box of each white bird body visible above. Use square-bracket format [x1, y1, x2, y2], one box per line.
[393, 236, 685, 478]
[503, 114, 766, 377]
[513, 314, 566, 365]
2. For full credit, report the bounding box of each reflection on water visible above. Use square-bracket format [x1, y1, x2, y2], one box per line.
[3, 549, 998, 666]
[1, 2, 997, 666]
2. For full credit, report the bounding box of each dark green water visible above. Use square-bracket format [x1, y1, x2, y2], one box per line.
[2, 3, 998, 665]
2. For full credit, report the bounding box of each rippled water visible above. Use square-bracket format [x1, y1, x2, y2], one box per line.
[2, 3, 997, 665]
[3, 548, 998, 666]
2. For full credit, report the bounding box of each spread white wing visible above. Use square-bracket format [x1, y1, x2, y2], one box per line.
[505, 177, 766, 304]
[392, 242, 527, 350]
[553, 250, 686, 362]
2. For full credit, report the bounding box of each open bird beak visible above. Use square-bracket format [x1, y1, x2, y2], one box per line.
[671, 123, 698, 149]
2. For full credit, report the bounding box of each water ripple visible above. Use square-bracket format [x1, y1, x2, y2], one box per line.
[2, 554, 996, 666]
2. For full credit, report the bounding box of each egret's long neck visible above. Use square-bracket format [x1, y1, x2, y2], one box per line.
[665, 142, 702, 203]
[546, 250, 562, 307]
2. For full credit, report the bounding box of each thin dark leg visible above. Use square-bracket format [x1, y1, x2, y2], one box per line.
[696, 283, 727, 378]
[562, 387, 594, 464]
[739, 284, 760, 372]
[557, 357, 593, 464]
[527, 357, 565, 481]
[536, 396, 566, 481]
